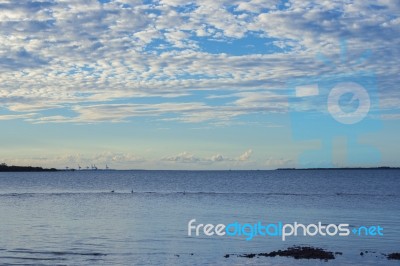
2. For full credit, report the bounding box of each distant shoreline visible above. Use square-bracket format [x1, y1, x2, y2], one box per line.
[0, 163, 57, 172]
[276, 167, 400, 170]
[1, 163, 399, 172]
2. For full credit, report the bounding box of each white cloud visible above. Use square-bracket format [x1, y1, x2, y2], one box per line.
[235, 0, 279, 13]
[0, 0, 398, 124]
[211, 154, 224, 162]
[265, 157, 294, 168]
[0, 113, 37, 120]
[2, 152, 145, 169]
[162, 149, 253, 164]
[238, 149, 252, 161]
[162, 151, 201, 163]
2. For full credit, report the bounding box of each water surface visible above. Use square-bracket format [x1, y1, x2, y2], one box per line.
[0, 170, 399, 265]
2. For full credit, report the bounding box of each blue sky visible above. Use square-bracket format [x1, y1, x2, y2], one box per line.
[0, 0, 399, 169]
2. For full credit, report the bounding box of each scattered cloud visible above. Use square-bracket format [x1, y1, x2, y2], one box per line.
[0, 113, 37, 120]
[162, 151, 201, 163]
[265, 157, 295, 168]
[0, 0, 399, 169]
[2, 152, 145, 169]
[238, 149, 252, 161]
[162, 149, 253, 164]
[0, 0, 397, 124]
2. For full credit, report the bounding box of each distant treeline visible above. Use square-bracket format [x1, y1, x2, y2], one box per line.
[277, 166, 399, 170]
[0, 163, 57, 172]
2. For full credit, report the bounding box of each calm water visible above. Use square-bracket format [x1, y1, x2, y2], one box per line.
[0, 170, 399, 265]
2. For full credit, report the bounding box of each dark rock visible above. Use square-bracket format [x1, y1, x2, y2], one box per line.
[224, 254, 229, 258]
[387, 253, 400, 260]
[360, 252, 364, 256]
[240, 246, 336, 261]
[239, 253, 256, 258]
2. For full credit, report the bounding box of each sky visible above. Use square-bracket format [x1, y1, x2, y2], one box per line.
[0, 0, 399, 170]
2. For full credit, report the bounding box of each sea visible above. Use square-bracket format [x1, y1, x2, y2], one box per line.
[0, 169, 398, 265]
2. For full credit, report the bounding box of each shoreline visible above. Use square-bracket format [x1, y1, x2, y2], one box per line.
[1, 166, 400, 172]
[277, 166, 400, 171]
[0, 163, 57, 172]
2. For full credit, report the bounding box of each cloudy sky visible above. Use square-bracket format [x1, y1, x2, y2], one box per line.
[0, 0, 399, 169]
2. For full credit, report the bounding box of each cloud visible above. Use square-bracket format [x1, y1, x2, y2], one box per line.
[378, 113, 400, 120]
[2, 152, 145, 169]
[162, 149, 253, 164]
[235, 0, 279, 13]
[265, 157, 294, 168]
[162, 151, 201, 163]
[238, 149, 252, 161]
[0, 113, 37, 120]
[211, 154, 224, 162]
[0, 0, 398, 124]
